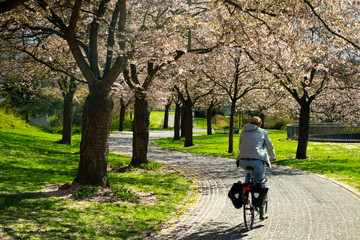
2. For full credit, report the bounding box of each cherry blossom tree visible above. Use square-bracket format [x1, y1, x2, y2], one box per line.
[312, 58, 360, 122]
[171, 53, 216, 147]
[221, 0, 360, 159]
[302, 0, 360, 51]
[120, 0, 198, 166]
[239, 86, 288, 128]
[197, 88, 226, 135]
[0, 37, 81, 145]
[201, 47, 261, 153]
[112, 80, 133, 131]
[122, 0, 229, 162]
[1, 0, 129, 186]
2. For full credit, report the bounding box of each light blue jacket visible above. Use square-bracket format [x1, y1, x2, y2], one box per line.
[236, 124, 275, 167]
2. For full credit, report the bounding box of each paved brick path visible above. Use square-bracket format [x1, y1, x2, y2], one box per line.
[109, 131, 360, 240]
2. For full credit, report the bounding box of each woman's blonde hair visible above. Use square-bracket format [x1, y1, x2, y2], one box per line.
[250, 116, 262, 127]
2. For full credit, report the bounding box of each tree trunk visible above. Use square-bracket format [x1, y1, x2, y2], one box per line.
[173, 103, 181, 141]
[184, 99, 194, 147]
[228, 100, 236, 153]
[296, 102, 310, 159]
[163, 102, 170, 129]
[57, 78, 76, 145]
[181, 107, 186, 138]
[73, 91, 113, 187]
[119, 98, 126, 131]
[259, 112, 265, 129]
[207, 105, 213, 135]
[58, 94, 74, 145]
[130, 91, 149, 167]
[24, 113, 30, 123]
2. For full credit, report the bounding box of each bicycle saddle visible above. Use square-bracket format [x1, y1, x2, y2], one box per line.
[245, 166, 255, 171]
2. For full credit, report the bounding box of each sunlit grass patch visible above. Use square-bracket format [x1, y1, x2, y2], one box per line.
[0, 128, 194, 239]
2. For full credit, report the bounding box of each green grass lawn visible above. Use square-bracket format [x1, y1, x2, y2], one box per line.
[154, 130, 360, 192]
[0, 128, 193, 240]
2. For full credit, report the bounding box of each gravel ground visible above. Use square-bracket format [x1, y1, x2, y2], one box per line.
[109, 131, 360, 240]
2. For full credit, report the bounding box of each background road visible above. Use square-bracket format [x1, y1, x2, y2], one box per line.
[109, 131, 360, 240]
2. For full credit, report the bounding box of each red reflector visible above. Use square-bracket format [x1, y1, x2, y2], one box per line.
[244, 196, 247, 200]
[242, 187, 250, 190]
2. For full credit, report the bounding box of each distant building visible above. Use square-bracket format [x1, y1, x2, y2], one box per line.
[31, 114, 50, 128]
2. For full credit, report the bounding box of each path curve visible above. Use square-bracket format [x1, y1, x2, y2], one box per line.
[109, 131, 360, 240]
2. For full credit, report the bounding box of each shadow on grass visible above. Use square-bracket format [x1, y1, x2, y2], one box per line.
[0, 130, 78, 158]
[0, 130, 79, 193]
[0, 193, 87, 239]
[0, 192, 48, 208]
[0, 190, 147, 239]
[0, 164, 77, 192]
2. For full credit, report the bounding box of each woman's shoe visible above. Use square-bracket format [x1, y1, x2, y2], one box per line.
[260, 214, 268, 221]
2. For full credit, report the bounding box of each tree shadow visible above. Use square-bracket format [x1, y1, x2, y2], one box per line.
[267, 164, 308, 177]
[0, 191, 86, 240]
[160, 221, 266, 240]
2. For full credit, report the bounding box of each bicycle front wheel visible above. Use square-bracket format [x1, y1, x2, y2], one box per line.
[243, 198, 254, 231]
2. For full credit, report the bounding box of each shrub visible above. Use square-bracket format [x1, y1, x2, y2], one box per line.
[35, 125, 82, 134]
[111, 185, 140, 203]
[110, 116, 133, 131]
[72, 185, 98, 200]
[139, 162, 161, 171]
[211, 114, 229, 129]
[0, 108, 35, 130]
[271, 119, 294, 130]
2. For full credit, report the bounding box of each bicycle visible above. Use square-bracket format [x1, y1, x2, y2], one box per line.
[242, 166, 268, 231]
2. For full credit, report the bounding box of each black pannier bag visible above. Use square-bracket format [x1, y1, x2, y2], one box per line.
[251, 182, 268, 207]
[228, 181, 244, 209]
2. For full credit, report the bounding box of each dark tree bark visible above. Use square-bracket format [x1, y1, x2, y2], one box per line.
[118, 98, 126, 131]
[130, 91, 149, 167]
[206, 105, 213, 135]
[69, 0, 127, 186]
[0, 0, 29, 13]
[74, 89, 113, 186]
[173, 102, 181, 141]
[174, 85, 213, 147]
[259, 113, 265, 128]
[123, 53, 185, 166]
[228, 100, 236, 153]
[296, 101, 311, 159]
[184, 99, 194, 147]
[163, 100, 171, 129]
[56, 77, 77, 145]
[24, 113, 30, 123]
[180, 107, 186, 138]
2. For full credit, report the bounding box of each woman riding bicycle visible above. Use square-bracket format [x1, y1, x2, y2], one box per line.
[236, 116, 276, 220]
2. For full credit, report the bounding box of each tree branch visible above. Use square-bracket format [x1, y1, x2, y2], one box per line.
[0, 0, 29, 13]
[89, 0, 110, 78]
[18, 47, 86, 84]
[104, 0, 121, 74]
[303, 0, 360, 51]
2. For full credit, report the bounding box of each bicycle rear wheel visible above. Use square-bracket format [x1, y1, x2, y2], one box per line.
[264, 199, 268, 215]
[243, 197, 254, 231]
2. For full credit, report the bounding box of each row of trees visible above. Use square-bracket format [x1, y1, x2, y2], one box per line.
[1, 0, 359, 187]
